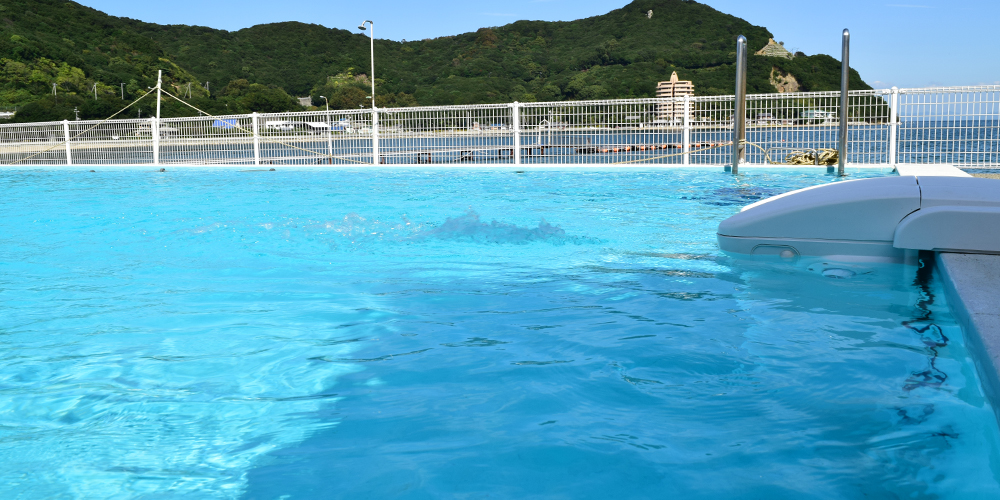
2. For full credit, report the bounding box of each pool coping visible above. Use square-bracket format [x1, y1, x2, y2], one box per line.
[895, 164, 971, 177]
[937, 252, 1000, 424]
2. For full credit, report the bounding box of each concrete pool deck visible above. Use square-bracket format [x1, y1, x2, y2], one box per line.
[938, 253, 1000, 419]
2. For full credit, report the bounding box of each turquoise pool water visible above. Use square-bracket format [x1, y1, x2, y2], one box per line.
[1, 168, 998, 499]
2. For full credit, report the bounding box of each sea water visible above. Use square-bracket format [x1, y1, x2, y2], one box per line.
[85, 120, 1000, 166]
[0, 167, 997, 499]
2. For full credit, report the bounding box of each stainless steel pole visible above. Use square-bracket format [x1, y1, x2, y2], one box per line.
[838, 29, 849, 176]
[732, 35, 747, 174]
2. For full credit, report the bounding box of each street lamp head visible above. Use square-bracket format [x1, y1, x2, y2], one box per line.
[320, 95, 326, 99]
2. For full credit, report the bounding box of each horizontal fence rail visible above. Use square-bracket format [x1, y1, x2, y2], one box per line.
[1, 86, 998, 167]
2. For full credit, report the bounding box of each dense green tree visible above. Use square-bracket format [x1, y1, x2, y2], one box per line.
[216, 79, 299, 113]
[237, 85, 299, 113]
[1, 0, 874, 120]
[14, 95, 83, 122]
[0, 0, 207, 116]
[310, 71, 372, 110]
[375, 92, 418, 108]
[309, 71, 417, 110]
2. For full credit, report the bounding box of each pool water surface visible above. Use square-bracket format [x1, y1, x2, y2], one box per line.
[0, 168, 997, 499]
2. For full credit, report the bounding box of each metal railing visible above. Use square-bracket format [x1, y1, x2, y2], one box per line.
[1, 85, 998, 167]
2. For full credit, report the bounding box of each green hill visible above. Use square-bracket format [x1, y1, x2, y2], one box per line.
[0, 0, 871, 122]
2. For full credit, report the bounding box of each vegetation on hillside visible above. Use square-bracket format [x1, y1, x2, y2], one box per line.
[0, 0, 871, 122]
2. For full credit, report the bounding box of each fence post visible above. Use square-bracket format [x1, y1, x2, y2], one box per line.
[152, 117, 160, 166]
[888, 87, 898, 166]
[252, 113, 261, 165]
[682, 96, 691, 165]
[512, 102, 521, 165]
[326, 111, 334, 163]
[62, 120, 72, 166]
[372, 107, 380, 165]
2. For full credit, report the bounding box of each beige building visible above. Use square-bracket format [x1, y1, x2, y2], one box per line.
[656, 72, 694, 122]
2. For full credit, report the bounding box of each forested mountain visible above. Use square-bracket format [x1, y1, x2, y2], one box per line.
[0, 0, 870, 122]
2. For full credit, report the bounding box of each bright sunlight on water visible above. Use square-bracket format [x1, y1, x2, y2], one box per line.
[0, 167, 997, 499]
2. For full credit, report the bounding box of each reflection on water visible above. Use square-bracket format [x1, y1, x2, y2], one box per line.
[902, 252, 950, 392]
[680, 186, 784, 206]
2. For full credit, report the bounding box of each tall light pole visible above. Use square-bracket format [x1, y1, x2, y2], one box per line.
[358, 20, 378, 164]
[358, 20, 376, 107]
[121, 83, 125, 100]
[320, 95, 329, 112]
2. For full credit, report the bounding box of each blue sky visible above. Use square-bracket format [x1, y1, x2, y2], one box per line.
[78, 0, 999, 89]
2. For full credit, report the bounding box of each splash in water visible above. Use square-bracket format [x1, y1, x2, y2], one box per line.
[413, 209, 600, 245]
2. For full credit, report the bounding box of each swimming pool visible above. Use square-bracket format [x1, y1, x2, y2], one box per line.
[1, 167, 997, 498]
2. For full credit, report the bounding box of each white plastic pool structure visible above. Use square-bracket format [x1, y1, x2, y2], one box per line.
[717, 174, 1000, 262]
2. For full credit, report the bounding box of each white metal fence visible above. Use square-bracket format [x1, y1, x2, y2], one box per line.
[1, 86, 997, 167]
